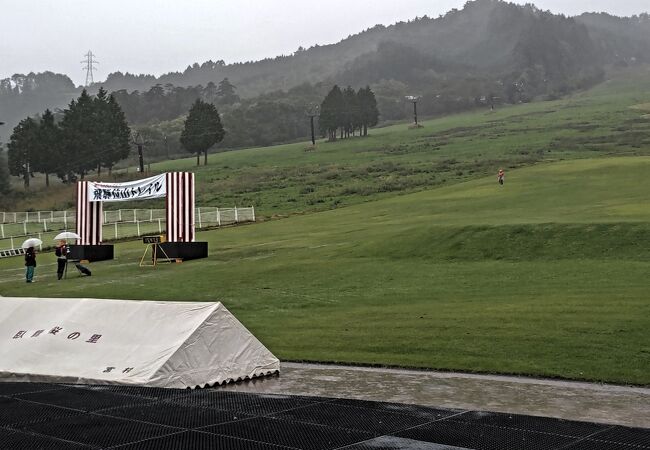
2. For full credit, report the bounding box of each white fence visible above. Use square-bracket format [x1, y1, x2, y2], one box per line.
[0, 207, 255, 257]
[0, 211, 74, 228]
[0, 210, 74, 224]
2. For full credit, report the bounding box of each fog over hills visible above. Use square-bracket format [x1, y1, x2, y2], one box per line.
[1, 0, 649, 143]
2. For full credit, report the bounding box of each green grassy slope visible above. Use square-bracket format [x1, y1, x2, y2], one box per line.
[1, 158, 649, 384]
[149, 68, 650, 216]
[11, 67, 650, 215]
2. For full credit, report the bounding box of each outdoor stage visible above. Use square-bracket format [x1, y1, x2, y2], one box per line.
[0, 374, 647, 449]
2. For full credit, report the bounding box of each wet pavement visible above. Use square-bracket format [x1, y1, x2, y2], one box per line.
[218, 363, 650, 429]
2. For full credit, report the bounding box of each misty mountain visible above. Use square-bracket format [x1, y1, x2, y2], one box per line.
[576, 12, 650, 64]
[99, 0, 649, 95]
[0, 72, 78, 141]
[2, 0, 649, 143]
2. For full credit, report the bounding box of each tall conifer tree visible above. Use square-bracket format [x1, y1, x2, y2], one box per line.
[358, 86, 379, 136]
[32, 109, 60, 187]
[7, 117, 38, 188]
[180, 99, 225, 166]
[319, 85, 344, 141]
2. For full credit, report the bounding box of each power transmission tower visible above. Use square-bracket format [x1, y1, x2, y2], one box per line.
[81, 51, 99, 86]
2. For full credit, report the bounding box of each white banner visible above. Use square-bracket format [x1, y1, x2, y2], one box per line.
[87, 174, 167, 202]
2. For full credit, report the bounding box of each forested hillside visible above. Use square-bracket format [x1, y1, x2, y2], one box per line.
[1, 0, 649, 147]
[98, 0, 650, 96]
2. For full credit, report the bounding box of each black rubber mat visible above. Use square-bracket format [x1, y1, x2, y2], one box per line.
[0, 426, 93, 449]
[449, 410, 607, 438]
[100, 403, 254, 428]
[14, 386, 153, 412]
[393, 419, 580, 450]
[0, 381, 647, 450]
[23, 414, 177, 448]
[169, 389, 319, 415]
[0, 397, 81, 427]
[113, 430, 294, 450]
[270, 402, 434, 435]
[201, 416, 375, 449]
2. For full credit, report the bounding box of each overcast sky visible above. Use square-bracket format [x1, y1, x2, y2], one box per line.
[1, 0, 648, 86]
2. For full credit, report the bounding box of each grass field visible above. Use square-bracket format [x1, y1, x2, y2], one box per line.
[1, 157, 649, 385]
[156, 68, 650, 219]
[2, 68, 650, 385]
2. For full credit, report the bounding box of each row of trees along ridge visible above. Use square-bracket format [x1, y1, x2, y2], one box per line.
[320, 85, 379, 141]
[1, 83, 377, 192]
[7, 88, 130, 188]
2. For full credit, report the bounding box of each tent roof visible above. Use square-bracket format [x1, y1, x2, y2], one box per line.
[0, 297, 279, 388]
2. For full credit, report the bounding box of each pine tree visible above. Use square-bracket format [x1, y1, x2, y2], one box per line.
[55, 88, 131, 181]
[95, 91, 131, 175]
[7, 117, 38, 189]
[180, 99, 225, 166]
[59, 89, 97, 180]
[0, 148, 10, 195]
[358, 86, 379, 136]
[319, 85, 344, 142]
[94, 87, 111, 176]
[204, 81, 218, 104]
[217, 78, 240, 105]
[32, 109, 60, 187]
[342, 86, 359, 138]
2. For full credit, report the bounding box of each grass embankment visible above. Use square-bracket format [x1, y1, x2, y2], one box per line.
[1, 158, 649, 385]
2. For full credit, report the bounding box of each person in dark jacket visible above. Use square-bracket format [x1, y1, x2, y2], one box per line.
[24, 247, 36, 283]
[55, 240, 68, 280]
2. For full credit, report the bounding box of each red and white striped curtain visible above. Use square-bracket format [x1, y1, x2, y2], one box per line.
[76, 172, 195, 245]
[165, 172, 195, 243]
[76, 181, 103, 245]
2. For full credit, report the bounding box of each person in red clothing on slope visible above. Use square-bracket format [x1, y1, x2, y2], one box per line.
[497, 168, 505, 186]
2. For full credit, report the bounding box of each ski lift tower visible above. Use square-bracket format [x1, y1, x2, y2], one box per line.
[405, 95, 422, 128]
[306, 103, 320, 146]
[131, 132, 146, 173]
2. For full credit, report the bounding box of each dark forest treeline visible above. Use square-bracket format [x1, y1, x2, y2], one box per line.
[6, 89, 130, 189]
[115, 80, 331, 155]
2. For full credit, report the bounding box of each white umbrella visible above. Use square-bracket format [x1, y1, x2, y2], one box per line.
[54, 232, 81, 241]
[21, 238, 43, 249]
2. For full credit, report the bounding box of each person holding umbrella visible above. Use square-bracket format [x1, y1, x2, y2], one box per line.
[55, 240, 69, 280]
[24, 247, 36, 282]
[21, 238, 42, 283]
[53, 232, 80, 280]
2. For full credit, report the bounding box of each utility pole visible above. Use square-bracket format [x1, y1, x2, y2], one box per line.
[132, 132, 145, 174]
[138, 143, 144, 174]
[306, 104, 320, 146]
[81, 51, 99, 87]
[24, 154, 30, 189]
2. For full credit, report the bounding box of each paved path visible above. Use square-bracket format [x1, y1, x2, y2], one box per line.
[220, 363, 650, 429]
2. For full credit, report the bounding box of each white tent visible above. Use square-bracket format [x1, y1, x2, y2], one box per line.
[0, 297, 280, 388]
